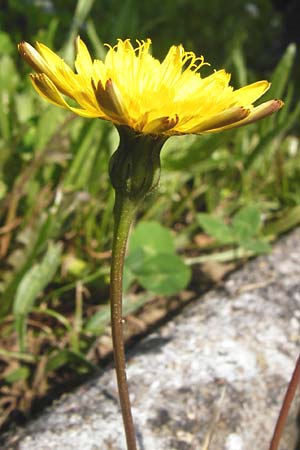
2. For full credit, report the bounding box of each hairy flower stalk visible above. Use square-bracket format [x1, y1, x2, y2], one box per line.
[19, 37, 283, 450]
[108, 127, 167, 450]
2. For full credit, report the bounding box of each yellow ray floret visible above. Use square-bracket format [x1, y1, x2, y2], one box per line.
[18, 38, 283, 135]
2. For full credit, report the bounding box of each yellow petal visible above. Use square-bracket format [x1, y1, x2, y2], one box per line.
[18, 42, 48, 73]
[75, 37, 93, 76]
[30, 73, 70, 108]
[35, 42, 69, 70]
[245, 99, 284, 123]
[142, 115, 179, 134]
[185, 106, 250, 134]
[160, 45, 182, 81]
[34, 42, 79, 98]
[210, 99, 284, 132]
[233, 80, 270, 105]
[30, 74, 101, 118]
[19, 37, 283, 135]
[92, 79, 129, 122]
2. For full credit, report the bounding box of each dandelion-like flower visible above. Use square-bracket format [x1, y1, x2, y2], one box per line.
[18, 38, 283, 136]
[18, 37, 284, 450]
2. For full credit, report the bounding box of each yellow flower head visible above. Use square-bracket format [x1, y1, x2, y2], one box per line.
[18, 38, 283, 136]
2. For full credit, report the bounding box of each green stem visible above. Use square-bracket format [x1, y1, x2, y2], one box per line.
[110, 192, 138, 450]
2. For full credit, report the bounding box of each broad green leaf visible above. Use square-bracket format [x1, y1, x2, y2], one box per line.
[135, 253, 191, 295]
[241, 239, 271, 254]
[13, 242, 62, 316]
[129, 221, 175, 256]
[123, 262, 135, 292]
[125, 247, 146, 273]
[232, 206, 261, 241]
[0, 213, 61, 317]
[197, 213, 233, 244]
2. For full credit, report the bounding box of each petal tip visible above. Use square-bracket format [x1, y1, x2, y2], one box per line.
[74, 35, 82, 51]
[18, 41, 31, 57]
[274, 99, 284, 109]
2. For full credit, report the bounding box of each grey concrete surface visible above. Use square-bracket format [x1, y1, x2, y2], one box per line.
[2, 229, 300, 450]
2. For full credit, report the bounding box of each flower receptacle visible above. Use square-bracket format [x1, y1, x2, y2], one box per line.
[109, 126, 167, 201]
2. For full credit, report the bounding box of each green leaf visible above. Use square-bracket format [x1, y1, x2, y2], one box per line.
[61, 0, 96, 62]
[0, 213, 63, 318]
[5, 366, 30, 384]
[244, 126, 282, 171]
[86, 19, 106, 60]
[64, 120, 103, 190]
[231, 44, 247, 87]
[232, 206, 261, 241]
[125, 247, 146, 273]
[0, 349, 37, 363]
[34, 108, 64, 152]
[135, 253, 191, 295]
[241, 239, 271, 254]
[13, 242, 62, 316]
[162, 133, 226, 171]
[197, 213, 233, 244]
[45, 350, 96, 373]
[263, 43, 296, 103]
[129, 221, 175, 256]
[260, 43, 296, 135]
[123, 262, 135, 292]
[84, 307, 110, 335]
[15, 91, 35, 123]
[84, 293, 150, 334]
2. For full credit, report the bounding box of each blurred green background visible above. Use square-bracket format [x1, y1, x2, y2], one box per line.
[0, 0, 299, 431]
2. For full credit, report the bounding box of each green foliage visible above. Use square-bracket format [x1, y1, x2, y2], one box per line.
[45, 349, 97, 373]
[196, 215, 234, 244]
[84, 293, 151, 334]
[125, 222, 191, 295]
[13, 242, 62, 352]
[134, 253, 191, 296]
[129, 221, 175, 257]
[13, 242, 62, 317]
[197, 206, 271, 255]
[4, 366, 30, 384]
